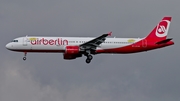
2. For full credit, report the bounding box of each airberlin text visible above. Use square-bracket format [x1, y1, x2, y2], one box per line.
[30, 38, 68, 45]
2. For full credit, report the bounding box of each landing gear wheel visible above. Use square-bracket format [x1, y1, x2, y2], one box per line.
[23, 57, 26, 61]
[87, 55, 93, 60]
[86, 59, 91, 64]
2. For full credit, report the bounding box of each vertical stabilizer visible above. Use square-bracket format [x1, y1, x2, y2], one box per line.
[145, 17, 172, 41]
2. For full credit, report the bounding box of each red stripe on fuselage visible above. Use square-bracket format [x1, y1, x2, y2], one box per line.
[96, 40, 174, 54]
[10, 49, 65, 53]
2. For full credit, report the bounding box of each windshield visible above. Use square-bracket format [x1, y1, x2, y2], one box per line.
[11, 40, 18, 42]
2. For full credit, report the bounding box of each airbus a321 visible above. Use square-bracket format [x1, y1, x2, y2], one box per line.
[6, 17, 174, 63]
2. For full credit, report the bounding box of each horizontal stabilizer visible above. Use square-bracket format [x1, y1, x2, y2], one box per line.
[156, 38, 173, 44]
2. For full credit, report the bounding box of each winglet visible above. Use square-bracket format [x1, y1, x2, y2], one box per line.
[108, 31, 112, 36]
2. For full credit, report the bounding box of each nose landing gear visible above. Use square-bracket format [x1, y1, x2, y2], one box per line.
[23, 52, 27, 61]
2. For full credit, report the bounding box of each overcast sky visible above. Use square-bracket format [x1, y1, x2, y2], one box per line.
[0, 0, 180, 101]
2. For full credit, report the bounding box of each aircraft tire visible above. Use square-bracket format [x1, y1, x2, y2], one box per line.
[87, 55, 93, 60]
[86, 59, 91, 64]
[23, 57, 26, 61]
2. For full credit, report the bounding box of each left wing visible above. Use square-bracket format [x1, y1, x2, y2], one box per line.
[80, 32, 112, 51]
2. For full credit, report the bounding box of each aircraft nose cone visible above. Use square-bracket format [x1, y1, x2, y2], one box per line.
[6, 43, 12, 50]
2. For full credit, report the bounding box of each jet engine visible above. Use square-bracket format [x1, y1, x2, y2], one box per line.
[64, 46, 82, 59]
[65, 46, 80, 54]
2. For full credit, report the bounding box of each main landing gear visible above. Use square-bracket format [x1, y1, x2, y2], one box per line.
[84, 50, 93, 64]
[23, 52, 27, 61]
[85, 54, 93, 64]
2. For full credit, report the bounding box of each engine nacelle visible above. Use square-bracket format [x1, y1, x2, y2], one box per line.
[63, 53, 82, 60]
[65, 46, 80, 54]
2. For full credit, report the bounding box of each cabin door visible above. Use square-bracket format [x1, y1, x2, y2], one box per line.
[23, 37, 28, 46]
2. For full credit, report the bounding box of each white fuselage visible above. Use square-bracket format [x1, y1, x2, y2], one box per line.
[6, 36, 142, 52]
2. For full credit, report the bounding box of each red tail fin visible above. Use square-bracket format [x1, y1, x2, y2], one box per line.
[145, 17, 172, 41]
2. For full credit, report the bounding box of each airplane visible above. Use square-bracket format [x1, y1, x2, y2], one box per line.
[6, 17, 174, 64]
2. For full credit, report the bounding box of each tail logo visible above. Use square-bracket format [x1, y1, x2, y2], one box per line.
[157, 25, 166, 34]
[156, 20, 170, 37]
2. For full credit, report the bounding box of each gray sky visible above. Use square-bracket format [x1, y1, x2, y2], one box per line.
[0, 0, 180, 101]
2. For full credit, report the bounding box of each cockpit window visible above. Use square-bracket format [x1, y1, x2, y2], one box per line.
[11, 40, 18, 42]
